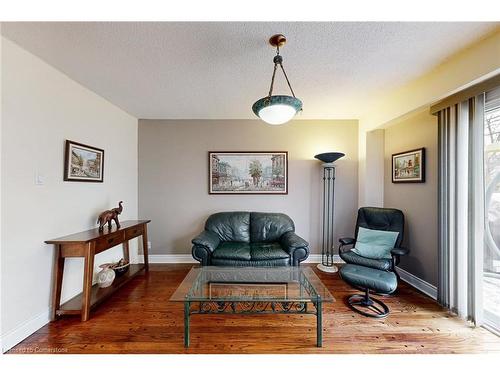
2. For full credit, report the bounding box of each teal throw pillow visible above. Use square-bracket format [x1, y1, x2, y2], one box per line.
[352, 226, 399, 260]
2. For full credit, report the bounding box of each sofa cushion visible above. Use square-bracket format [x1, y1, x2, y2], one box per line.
[212, 242, 251, 261]
[250, 212, 295, 242]
[205, 212, 250, 243]
[250, 242, 290, 261]
[211, 258, 290, 267]
[339, 250, 392, 271]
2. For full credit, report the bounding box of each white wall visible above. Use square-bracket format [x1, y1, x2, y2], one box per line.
[138, 119, 359, 257]
[0, 38, 138, 352]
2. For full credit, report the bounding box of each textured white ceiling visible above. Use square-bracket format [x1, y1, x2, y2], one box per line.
[2, 22, 498, 119]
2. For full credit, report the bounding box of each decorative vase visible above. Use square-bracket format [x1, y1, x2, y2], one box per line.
[97, 264, 115, 288]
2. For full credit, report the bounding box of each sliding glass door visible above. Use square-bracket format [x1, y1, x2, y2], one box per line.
[483, 86, 500, 332]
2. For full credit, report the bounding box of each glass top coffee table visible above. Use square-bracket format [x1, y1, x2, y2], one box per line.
[170, 266, 334, 347]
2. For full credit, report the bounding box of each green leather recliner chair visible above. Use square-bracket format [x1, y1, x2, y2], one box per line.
[191, 212, 309, 266]
[338, 207, 410, 318]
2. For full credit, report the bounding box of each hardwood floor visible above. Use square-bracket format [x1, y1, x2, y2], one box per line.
[8, 264, 500, 354]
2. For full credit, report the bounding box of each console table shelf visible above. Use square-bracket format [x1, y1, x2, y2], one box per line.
[57, 264, 146, 315]
[46, 220, 150, 321]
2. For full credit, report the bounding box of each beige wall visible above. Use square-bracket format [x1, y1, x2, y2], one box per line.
[365, 129, 385, 206]
[138, 119, 358, 256]
[360, 28, 500, 207]
[384, 110, 438, 286]
[1, 38, 138, 351]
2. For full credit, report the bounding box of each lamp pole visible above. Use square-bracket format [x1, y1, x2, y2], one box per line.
[317, 162, 338, 273]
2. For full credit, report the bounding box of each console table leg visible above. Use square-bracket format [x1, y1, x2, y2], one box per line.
[316, 298, 323, 348]
[50, 245, 65, 321]
[142, 224, 149, 270]
[184, 301, 190, 348]
[82, 245, 95, 322]
[123, 240, 130, 264]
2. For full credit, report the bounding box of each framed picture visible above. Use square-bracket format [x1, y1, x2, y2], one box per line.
[392, 148, 425, 183]
[209, 151, 288, 194]
[64, 140, 104, 182]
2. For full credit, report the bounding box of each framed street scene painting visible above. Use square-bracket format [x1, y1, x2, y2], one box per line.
[64, 140, 104, 182]
[392, 147, 425, 183]
[209, 151, 288, 194]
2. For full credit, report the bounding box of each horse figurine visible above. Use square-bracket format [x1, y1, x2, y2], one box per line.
[97, 201, 123, 231]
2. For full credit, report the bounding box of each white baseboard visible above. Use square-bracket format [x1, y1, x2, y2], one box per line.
[396, 266, 437, 300]
[304, 254, 344, 264]
[1, 309, 50, 353]
[137, 254, 343, 264]
[138, 254, 197, 263]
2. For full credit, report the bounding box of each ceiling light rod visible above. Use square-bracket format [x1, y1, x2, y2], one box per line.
[252, 34, 303, 126]
[267, 35, 297, 99]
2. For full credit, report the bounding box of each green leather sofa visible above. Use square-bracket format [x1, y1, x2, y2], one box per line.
[191, 212, 309, 266]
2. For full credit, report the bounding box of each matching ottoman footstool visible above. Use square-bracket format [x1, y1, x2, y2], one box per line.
[339, 264, 398, 318]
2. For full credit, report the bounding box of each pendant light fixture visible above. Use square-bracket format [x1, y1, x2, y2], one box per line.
[252, 34, 302, 125]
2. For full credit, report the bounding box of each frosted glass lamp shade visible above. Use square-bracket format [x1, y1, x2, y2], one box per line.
[252, 95, 302, 125]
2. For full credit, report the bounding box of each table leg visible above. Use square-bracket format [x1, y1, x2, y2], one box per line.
[123, 240, 130, 264]
[142, 224, 149, 270]
[81, 244, 95, 322]
[50, 245, 65, 321]
[316, 297, 323, 347]
[184, 301, 190, 348]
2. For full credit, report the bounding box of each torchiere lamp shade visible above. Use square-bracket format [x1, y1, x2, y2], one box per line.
[314, 152, 345, 163]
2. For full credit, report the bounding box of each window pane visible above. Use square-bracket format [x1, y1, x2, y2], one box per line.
[484, 90, 500, 328]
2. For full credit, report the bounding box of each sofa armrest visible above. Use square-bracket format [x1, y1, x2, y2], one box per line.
[391, 247, 409, 256]
[280, 231, 309, 252]
[192, 246, 211, 266]
[192, 230, 220, 252]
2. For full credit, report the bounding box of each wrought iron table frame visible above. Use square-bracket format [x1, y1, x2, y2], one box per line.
[183, 296, 323, 348]
[175, 267, 329, 348]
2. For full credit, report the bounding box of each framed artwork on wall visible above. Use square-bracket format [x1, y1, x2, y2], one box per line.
[208, 151, 288, 194]
[392, 147, 425, 183]
[64, 140, 104, 182]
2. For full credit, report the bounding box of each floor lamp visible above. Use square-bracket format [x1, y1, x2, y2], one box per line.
[315, 152, 345, 273]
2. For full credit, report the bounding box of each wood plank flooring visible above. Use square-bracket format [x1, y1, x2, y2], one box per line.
[8, 264, 500, 354]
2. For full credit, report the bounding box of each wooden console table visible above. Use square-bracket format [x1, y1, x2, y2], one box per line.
[45, 220, 150, 322]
